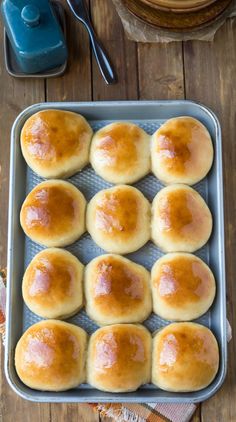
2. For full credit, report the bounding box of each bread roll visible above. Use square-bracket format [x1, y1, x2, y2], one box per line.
[20, 180, 86, 247]
[85, 254, 152, 325]
[21, 109, 93, 178]
[151, 184, 212, 252]
[152, 322, 219, 392]
[90, 122, 150, 184]
[151, 253, 216, 321]
[15, 320, 87, 391]
[151, 117, 213, 185]
[86, 185, 151, 254]
[87, 324, 151, 392]
[22, 248, 84, 319]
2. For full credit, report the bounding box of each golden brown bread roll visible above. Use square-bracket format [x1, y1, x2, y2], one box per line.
[151, 117, 213, 185]
[87, 324, 152, 392]
[151, 184, 212, 252]
[152, 322, 219, 392]
[20, 180, 86, 247]
[86, 185, 151, 254]
[90, 122, 150, 184]
[85, 254, 152, 325]
[15, 320, 87, 391]
[151, 253, 216, 321]
[22, 248, 84, 319]
[21, 110, 93, 178]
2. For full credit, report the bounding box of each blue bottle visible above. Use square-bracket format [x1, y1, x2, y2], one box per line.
[1, 0, 68, 74]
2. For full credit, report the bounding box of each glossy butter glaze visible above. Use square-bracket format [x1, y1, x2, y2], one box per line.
[21, 181, 83, 237]
[155, 186, 212, 242]
[21, 110, 89, 165]
[15, 320, 87, 391]
[92, 123, 141, 171]
[22, 249, 84, 319]
[24, 250, 77, 305]
[151, 117, 213, 185]
[94, 187, 140, 237]
[156, 117, 208, 174]
[93, 256, 144, 312]
[153, 323, 219, 392]
[88, 324, 151, 392]
[154, 255, 212, 306]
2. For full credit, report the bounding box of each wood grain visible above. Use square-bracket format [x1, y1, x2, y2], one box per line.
[190, 406, 201, 422]
[90, 0, 138, 100]
[0, 2, 236, 420]
[137, 42, 184, 99]
[183, 18, 236, 422]
[50, 404, 99, 422]
[46, 1, 92, 101]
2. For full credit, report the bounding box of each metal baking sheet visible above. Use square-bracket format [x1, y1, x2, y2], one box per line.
[6, 100, 227, 403]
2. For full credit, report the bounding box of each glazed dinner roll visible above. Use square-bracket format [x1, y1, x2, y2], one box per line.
[90, 122, 150, 184]
[87, 324, 151, 392]
[85, 254, 152, 325]
[15, 320, 87, 391]
[20, 109, 93, 178]
[86, 185, 151, 254]
[20, 180, 86, 247]
[151, 253, 216, 321]
[152, 322, 219, 392]
[151, 116, 213, 185]
[22, 248, 84, 319]
[151, 184, 212, 253]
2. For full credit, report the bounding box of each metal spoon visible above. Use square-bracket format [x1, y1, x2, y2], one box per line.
[66, 0, 116, 84]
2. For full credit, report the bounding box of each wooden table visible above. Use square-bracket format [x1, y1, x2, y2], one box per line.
[0, 1, 235, 421]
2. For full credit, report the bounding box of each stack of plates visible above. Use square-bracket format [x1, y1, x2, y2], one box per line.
[141, 0, 217, 13]
[123, 0, 232, 30]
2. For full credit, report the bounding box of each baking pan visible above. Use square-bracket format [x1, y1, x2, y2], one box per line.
[5, 100, 227, 403]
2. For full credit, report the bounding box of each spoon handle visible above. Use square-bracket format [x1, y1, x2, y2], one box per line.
[85, 23, 116, 85]
[66, 0, 116, 84]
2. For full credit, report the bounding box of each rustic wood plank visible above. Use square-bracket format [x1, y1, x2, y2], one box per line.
[1, 1, 235, 420]
[90, 0, 138, 100]
[0, 24, 51, 422]
[190, 406, 201, 422]
[183, 18, 236, 422]
[50, 403, 99, 422]
[46, 1, 92, 101]
[137, 42, 184, 99]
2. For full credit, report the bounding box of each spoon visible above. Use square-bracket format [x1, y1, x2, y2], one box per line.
[66, 0, 116, 84]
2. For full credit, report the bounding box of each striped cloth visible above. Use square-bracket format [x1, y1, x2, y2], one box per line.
[93, 402, 197, 422]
